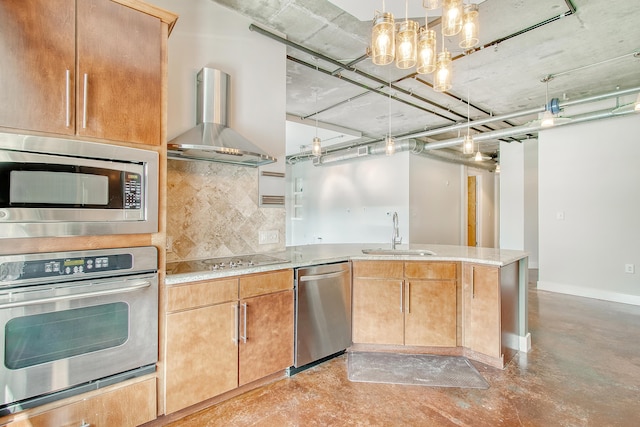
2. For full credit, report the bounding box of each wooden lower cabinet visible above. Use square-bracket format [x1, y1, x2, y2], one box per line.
[462, 263, 501, 359]
[352, 277, 404, 345]
[163, 269, 294, 415]
[405, 280, 457, 347]
[239, 289, 294, 386]
[1, 377, 155, 427]
[352, 261, 458, 347]
[164, 302, 238, 414]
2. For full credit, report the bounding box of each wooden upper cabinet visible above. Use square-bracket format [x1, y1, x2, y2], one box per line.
[76, 0, 161, 145]
[0, 0, 76, 135]
[0, 0, 166, 146]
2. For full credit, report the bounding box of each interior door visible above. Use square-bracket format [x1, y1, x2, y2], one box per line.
[467, 175, 477, 246]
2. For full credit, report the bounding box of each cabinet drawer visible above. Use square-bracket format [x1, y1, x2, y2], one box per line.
[405, 261, 458, 280]
[352, 261, 403, 278]
[167, 278, 238, 312]
[240, 269, 293, 299]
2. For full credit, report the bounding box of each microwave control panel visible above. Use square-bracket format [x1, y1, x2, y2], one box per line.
[123, 172, 142, 210]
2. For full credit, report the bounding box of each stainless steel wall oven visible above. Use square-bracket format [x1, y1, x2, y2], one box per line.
[0, 132, 158, 239]
[0, 246, 158, 416]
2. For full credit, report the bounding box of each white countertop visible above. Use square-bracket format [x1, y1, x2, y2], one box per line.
[164, 244, 528, 285]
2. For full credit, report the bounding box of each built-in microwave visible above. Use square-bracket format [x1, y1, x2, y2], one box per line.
[0, 132, 158, 238]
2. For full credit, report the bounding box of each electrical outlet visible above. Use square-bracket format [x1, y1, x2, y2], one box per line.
[259, 230, 279, 245]
[625, 264, 635, 274]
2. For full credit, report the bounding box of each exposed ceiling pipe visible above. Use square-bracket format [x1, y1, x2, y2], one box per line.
[398, 86, 640, 143]
[423, 106, 638, 150]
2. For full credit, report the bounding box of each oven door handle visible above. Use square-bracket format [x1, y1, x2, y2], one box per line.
[0, 280, 152, 309]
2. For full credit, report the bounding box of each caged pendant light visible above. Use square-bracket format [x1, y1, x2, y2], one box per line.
[385, 80, 395, 155]
[395, 1, 419, 69]
[371, 1, 395, 66]
[442, 0, 464, 37]
[460, 4, 479, 49]
[434, 44, 452, 92]
[416, 8, 437, 74]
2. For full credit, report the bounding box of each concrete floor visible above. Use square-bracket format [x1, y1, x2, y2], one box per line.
[165, 272, 640, 426]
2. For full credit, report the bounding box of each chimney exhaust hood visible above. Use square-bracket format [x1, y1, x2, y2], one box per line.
[167, 68, 276, 167]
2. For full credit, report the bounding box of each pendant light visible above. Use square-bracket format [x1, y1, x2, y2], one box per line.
[634, 93, 640, 111]
[371, 1, 395, 66]
[395, 1, 418, 69]
[434, 34, 452, 93]
[540, 77, 555, 128]
[385, 80, 395, 155]
[459, 4, 479, 49]
[462, 86, 474, 154]
[442, 0, 463, 37]
[311, 65, 322, 156]
[474, 141, 483, 161]
[416, 8, 436, 74]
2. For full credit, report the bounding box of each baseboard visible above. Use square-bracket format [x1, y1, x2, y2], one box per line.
[537, 281, 640, 306]
[519, 333, 531, 353]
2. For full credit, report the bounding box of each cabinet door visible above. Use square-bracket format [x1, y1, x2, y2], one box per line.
[405, 280, 457, 347]
[352, 278, 404, 345]
[239, 290, 294, 386]
[0, 0, 76, 135]
[76, 0, 161, 145]
[463, 264, 501, 358]
[165, 302, 238, 414]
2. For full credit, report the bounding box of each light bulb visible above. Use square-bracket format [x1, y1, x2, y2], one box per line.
[385, 136, 396, 155]
[462, 134, 474, 154]
[371, 12, 395, 65]
[459, 4, 479, 49]
[395, 20, 418, 69]
[416, 29, 436, 74]
[312, 137, 322, 156]
[442, 0, 463, 36]
[434, 50, 452, 92]
[540, 110, 555, 127]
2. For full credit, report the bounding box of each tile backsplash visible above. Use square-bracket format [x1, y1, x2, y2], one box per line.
[166, 160, 285, 263]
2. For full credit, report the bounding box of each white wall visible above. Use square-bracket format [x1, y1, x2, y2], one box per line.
[499, 142, 525, 250]
[288, 152, 410, 245]
[288, 152, 498, 248]
[154, 0, 286, 163]
[409, 155, 463, 245]
[538, 114, 640, 304]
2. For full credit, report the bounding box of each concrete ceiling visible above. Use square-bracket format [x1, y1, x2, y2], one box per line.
[211, 0, 640, 164]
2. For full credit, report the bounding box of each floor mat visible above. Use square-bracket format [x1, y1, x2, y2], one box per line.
[347, 352, 489, 389]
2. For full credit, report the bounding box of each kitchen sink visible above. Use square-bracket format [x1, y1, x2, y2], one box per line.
[361, 249, 437, 256]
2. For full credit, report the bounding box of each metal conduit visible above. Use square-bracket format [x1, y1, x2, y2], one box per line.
[422, 106, 638, 151]
[399, 86, 640, 143]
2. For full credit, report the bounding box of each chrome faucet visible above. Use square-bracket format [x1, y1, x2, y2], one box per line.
[391, 211, 402, 249]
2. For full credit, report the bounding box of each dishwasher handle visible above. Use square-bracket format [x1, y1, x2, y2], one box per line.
[298, 270, 349, 282]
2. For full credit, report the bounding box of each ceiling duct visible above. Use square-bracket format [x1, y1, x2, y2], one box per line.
[167, 68, 276, 167]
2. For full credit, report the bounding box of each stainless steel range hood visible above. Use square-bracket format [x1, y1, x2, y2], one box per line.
[167, 68, 276, 167]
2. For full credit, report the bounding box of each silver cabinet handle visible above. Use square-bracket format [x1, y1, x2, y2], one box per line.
[65, 69, 71, 127]
[240, 302, 248, 343]
[232, 302, 239, 344]
[80, 421, 90, 427]
[471, 266, 475, 299]
[406, 281, 411, 314]
[399, 280, 404, 313]
[82, 73, 88, 129]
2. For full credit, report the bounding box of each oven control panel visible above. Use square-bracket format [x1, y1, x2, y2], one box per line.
[0, 253, 133, 283]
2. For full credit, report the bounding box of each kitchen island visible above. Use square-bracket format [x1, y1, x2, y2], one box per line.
[159, 244, 529, 419]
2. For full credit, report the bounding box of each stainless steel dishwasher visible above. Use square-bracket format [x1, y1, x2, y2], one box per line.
[293, 262, 351, 371]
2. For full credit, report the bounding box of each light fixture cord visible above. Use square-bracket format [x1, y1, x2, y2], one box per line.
[315, 60, 319, 138]
[405, 0, 409, 22]
[388, 79, 392, 138]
